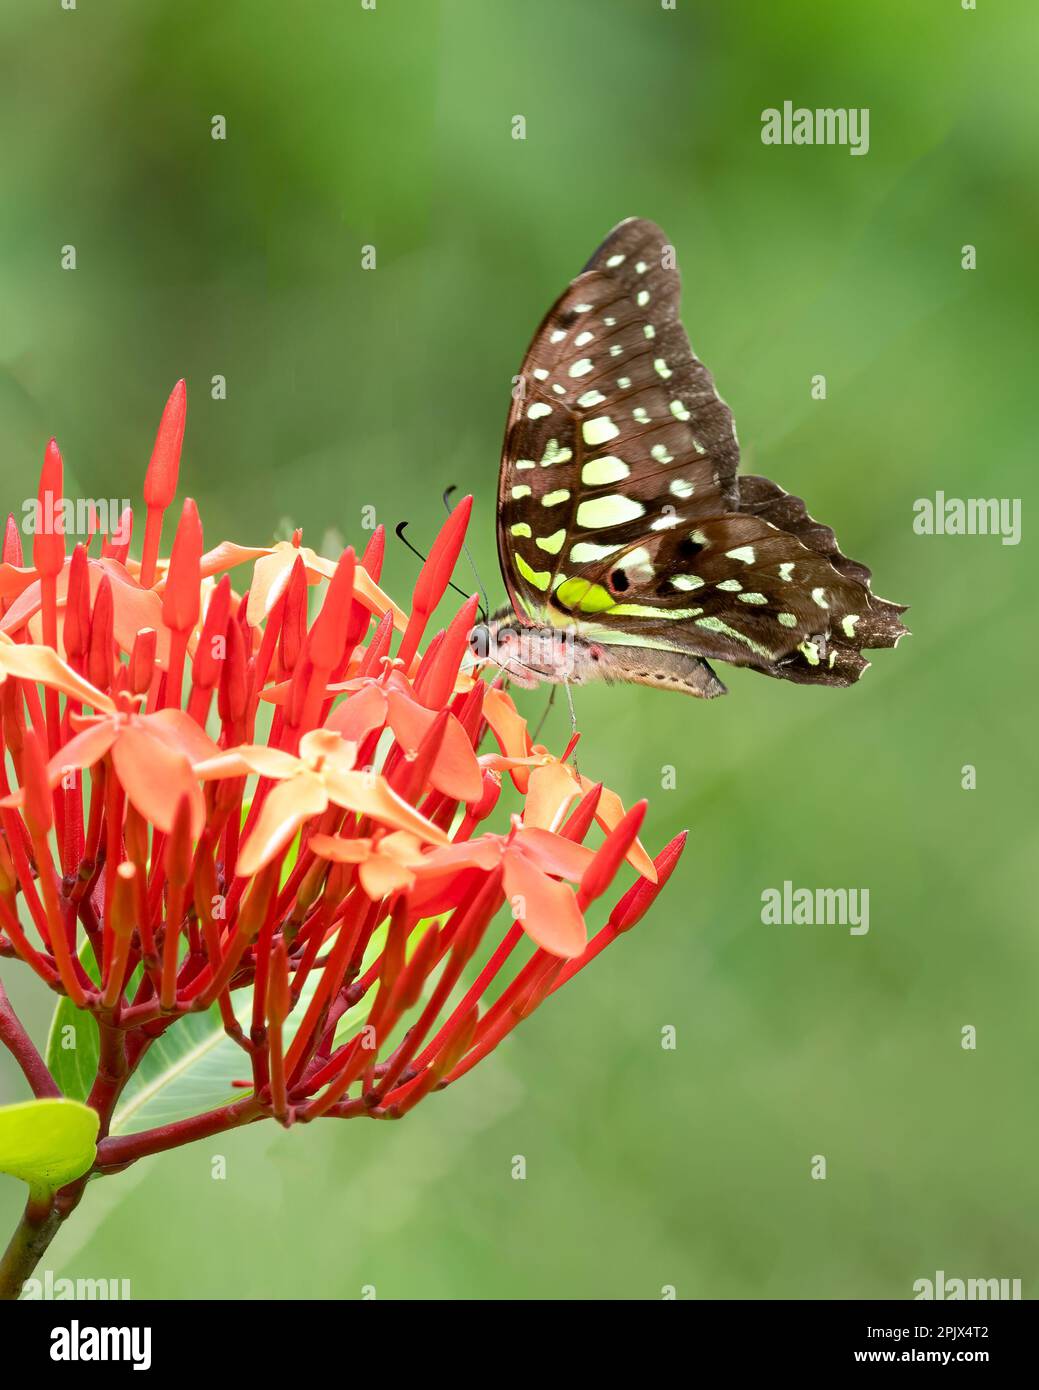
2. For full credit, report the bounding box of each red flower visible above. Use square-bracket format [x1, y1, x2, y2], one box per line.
[0, 384, 687, 1283]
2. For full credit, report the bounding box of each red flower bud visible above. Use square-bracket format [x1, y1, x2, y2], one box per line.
[102, 505, 133, 563]
[398, 494, 473, 669]
[192, 574, 232, 690]
[34, 439, 65, 579]
[129, 627, 158, 696]
[162, 497, 204, 634]
[278, 557, 308, 675]
[143, 380, 186, 509]
[164, 794, 195, 887]
[3, 513, 23, 567]
[217, 616, 249, 725]
[87, 575, 115, 693]
[608, 830, 688, 933]
[307, 548, 355, 672]
[415, 594, 479, 710]
[579, 799, 648, 907]
[360, 524, 385, 583]
[20, 728, 53, 839]
[63, 544, 91, 663]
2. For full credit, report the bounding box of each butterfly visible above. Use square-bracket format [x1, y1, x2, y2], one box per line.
[469, 218, 907, 698]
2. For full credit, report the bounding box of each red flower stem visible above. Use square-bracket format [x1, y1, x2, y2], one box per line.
[470, 947, 551, 1044]
[139, 506, 163, 590]
[159, 881, 187, 1010]
[250, 590, 285, 697]
[101, 768, 125, 977]
[284, 894, 371, 1083]
[101, 926, 133, 1012]
[186, 682, 214, 727]
[370, 874, 501, 1102]
[29, 832, 87, 1007]
[550, 922, 621, 991]
[70, 762, 106, 903]
[94, 1095, 264, 1172]
[188, 923, 253, 1008]
[267, 1017, 287, 1120]
[59, 708, 85, 876]
[440, 1003, 522, 1087]
[162, 629, 189, 711]
[146, 830, 168, 914]
[39, 575, 61, 758]
[0, 978, 60, 1097]
[0, 809, 50, 942]
[16, 678, 49, 763]
[0, 894, 60, 987]
[411, 919, 521, 1073]
[250, 915, 275, 1047]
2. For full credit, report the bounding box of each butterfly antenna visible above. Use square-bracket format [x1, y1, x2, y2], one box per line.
[394, 521, 475, 606]
[443, 484, 490, 623]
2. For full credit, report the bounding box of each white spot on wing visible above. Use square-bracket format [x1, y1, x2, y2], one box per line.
[581, 416, 620, 446]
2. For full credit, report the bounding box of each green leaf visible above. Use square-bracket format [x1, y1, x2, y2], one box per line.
[0, 1098, 99, 1195]
[45, 941, 101, 1102]
[109, 1005, 252, 1136]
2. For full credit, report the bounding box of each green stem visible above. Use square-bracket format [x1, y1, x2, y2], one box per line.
[0, 1189, 64, 1301]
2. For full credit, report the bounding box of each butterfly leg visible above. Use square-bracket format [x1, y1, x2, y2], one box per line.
[562, 676, 580, 778]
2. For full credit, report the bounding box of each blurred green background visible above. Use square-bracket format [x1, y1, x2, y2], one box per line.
[1, 0, 1036, 1299]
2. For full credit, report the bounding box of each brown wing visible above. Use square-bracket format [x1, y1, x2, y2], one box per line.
[496, 217, 739, 621]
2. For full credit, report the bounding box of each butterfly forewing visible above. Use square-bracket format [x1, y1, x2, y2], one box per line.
[498, 218, 739, 620]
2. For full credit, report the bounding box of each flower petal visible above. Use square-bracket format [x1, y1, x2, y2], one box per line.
[195, 745, 302, 781]
[513, 827, 595, 882]
[522, 761, 580, 831]
[0, 637, 115, 713]
[482, 687, 531, 763]
[412, 836, 503, 878]
[111, 727, 205, 839]
[246, 549, 299, 627]
[141, 708, 222, 766]
[298, 728, 358, 775]
[358, 855, 415, 900]
[502, 850, 587, 958]
[589, 782, 657, 881]
[385, 692, 482, 803]
[309, 833, 373, 864]
[324, 682, 388, 743]
[47, 721, 119, 784]
[237, 772, 328, 876]
[320, 768, 450, 845]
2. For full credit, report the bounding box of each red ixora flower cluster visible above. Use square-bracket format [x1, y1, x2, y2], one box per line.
[0, 381, 686, 1169]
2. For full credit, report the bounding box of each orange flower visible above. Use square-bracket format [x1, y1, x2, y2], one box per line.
[411, 824, 595, 958]
[1, 700, 219, 839]
[195, 728, 450, 876]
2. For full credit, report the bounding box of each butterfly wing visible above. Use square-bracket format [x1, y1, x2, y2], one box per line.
[497, 218, 737, 617]
[496, 218, 907, 691]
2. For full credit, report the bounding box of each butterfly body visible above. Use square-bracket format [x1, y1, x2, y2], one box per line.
[478, 218, 907, 697]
